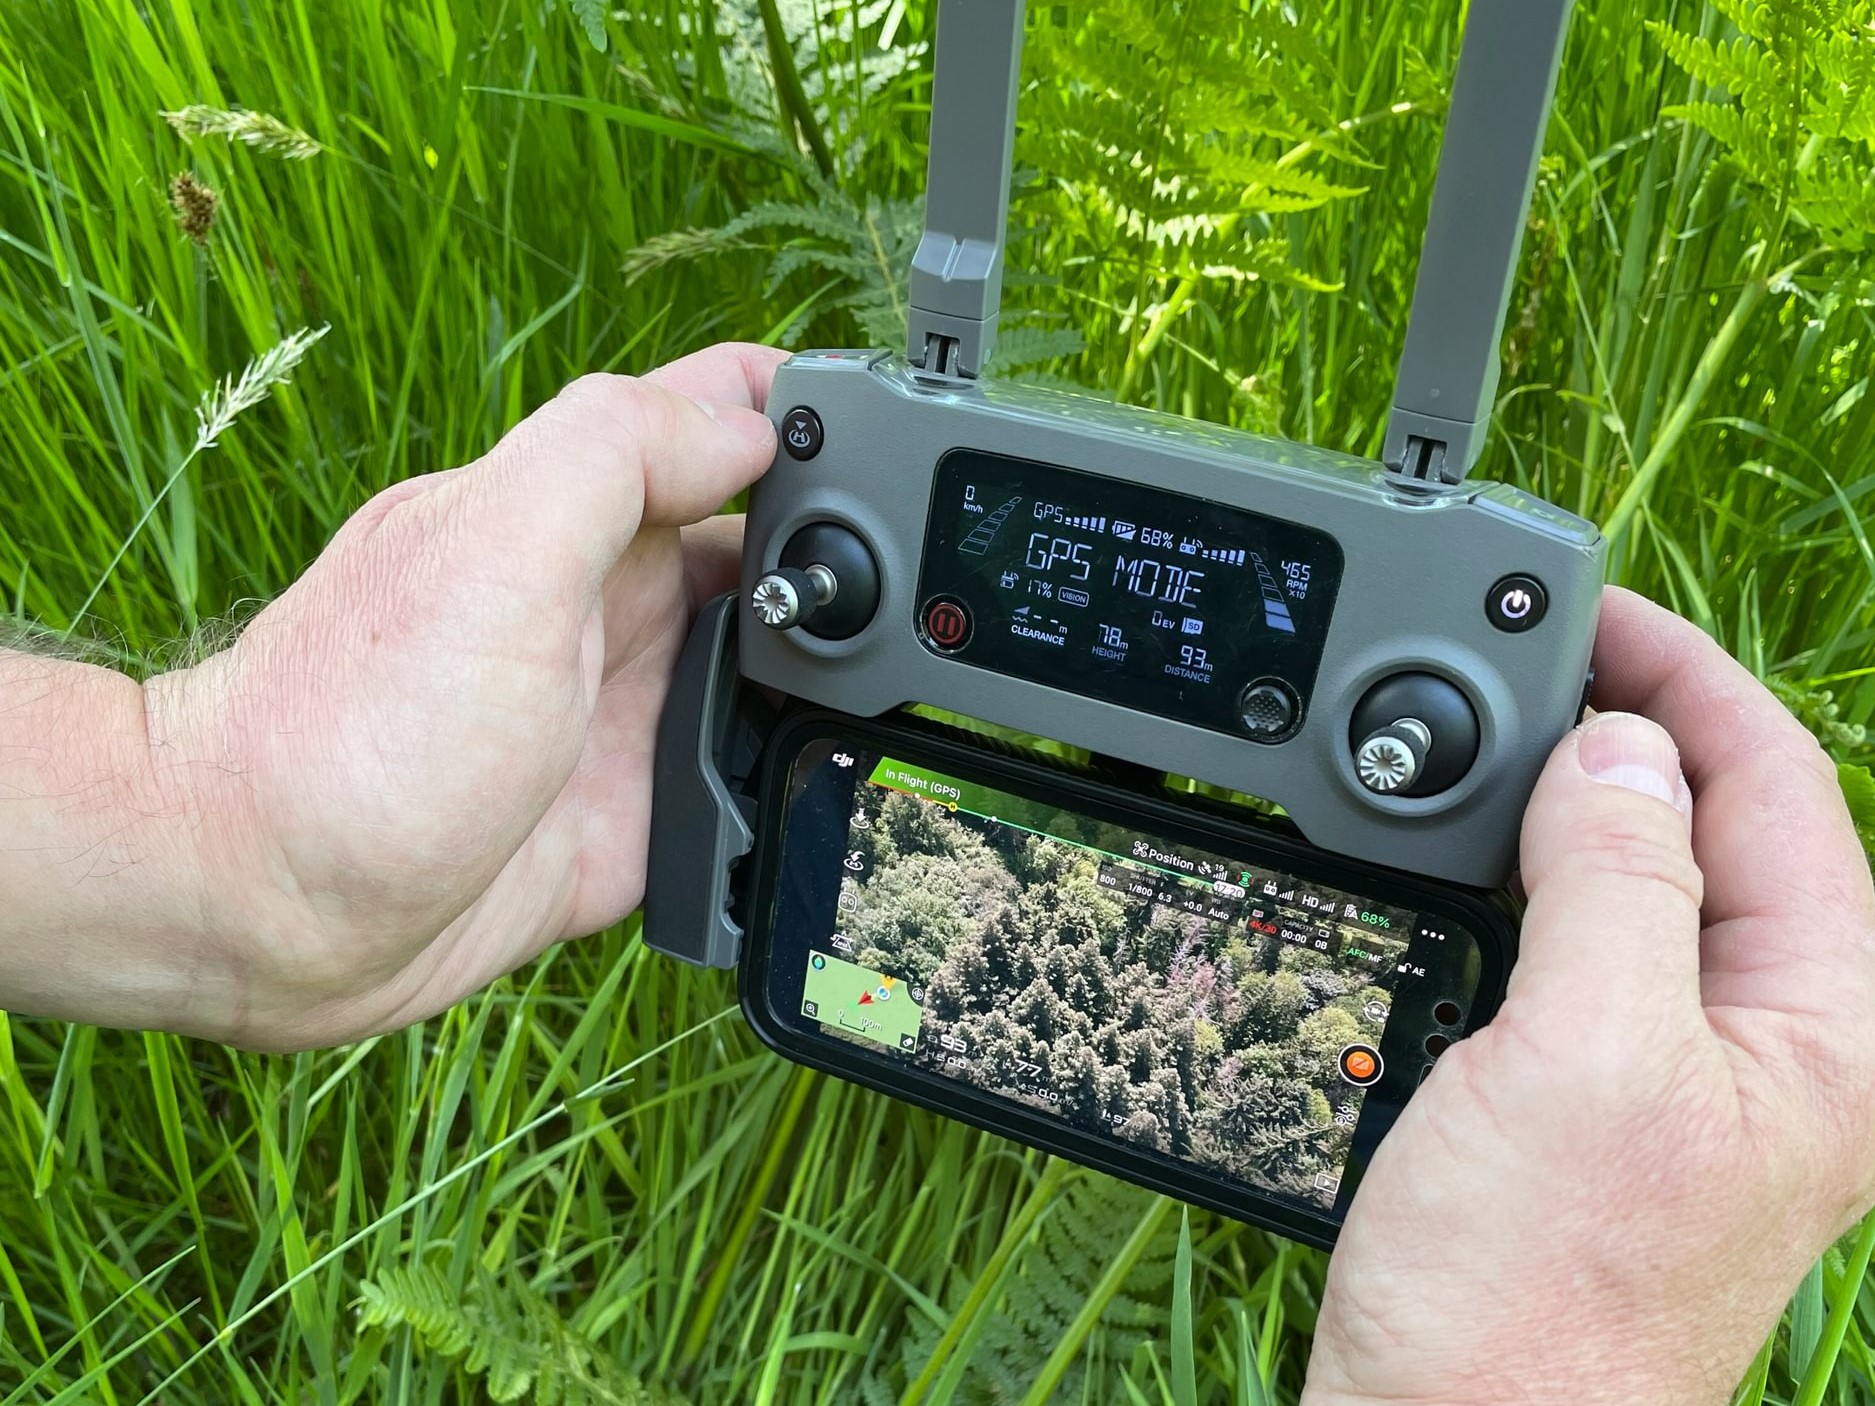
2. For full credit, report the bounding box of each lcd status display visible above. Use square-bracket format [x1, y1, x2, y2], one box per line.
[915, 450, 1344, 738]
[767, 739, 1478, 1214]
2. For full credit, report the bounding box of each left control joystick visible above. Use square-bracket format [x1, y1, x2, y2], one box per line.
[764, 522, 882, 641]
[752, 565, 837, 631]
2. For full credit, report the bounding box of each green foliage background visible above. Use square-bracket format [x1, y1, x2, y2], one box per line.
[0, 0, 1872, 1401]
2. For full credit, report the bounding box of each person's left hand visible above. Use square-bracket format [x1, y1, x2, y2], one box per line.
[147, 343, 786, 1048]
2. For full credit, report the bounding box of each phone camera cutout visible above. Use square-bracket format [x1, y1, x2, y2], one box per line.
[1424, 1033, 1451, 1059]
[1433, 1000, 1462, 1027]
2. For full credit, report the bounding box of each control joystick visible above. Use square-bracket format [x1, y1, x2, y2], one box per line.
[753, 521, 881, 641]
[1354, 718, 1431, 793]
[1350, 674, 1480, 799]
[752, 565, 837, 630]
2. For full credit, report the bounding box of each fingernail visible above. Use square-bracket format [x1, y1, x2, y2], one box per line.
[695, 399, 777, 453]
[1576, 711, 1692, 817]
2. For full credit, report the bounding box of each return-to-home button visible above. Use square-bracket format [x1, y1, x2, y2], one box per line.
[1486, 574, 1547, 632]
[921, 596, 972, 652]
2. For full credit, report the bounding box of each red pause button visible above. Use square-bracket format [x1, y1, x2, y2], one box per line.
[922, 596, 972, 652]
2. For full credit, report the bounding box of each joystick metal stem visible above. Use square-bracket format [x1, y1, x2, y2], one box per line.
[752, 564, 837, 630]
[1356, 718, 1432, 794]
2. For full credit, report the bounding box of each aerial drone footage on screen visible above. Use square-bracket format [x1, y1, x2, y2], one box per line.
[768, 740, 1477, 1213]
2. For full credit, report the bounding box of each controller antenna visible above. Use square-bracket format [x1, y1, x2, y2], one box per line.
[906, 0, 1027, 381]
[1382, 0, 1577, 489]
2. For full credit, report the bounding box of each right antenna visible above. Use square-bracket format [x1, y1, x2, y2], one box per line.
[1383, 0, 1577, 488]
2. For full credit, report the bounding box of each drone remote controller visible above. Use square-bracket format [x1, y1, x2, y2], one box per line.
[642, 0, 1606, 1237]
[741, 355, 1599, 890]
[646, 0, 1603, 1236]
[728, 0, 1600, 894]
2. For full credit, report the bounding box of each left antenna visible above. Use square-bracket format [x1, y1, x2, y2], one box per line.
[906, 0, 1027, 380]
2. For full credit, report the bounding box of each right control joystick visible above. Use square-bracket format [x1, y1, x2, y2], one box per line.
[1355, 718, 1431, 793]
[1349, 674, 1479, 799]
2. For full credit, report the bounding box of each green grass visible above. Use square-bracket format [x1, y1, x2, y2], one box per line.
[1, 0, 1872, 1401]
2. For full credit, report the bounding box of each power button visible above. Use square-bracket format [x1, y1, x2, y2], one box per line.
[1486, 574, 1547, 632]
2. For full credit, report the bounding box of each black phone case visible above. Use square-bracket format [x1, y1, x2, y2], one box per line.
[735, 708, 1519, 1249]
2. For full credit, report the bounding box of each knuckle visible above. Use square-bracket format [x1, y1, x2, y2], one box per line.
[1559, 810, 1704, 907]
[559, 372, 674, 461]
[560, 369, 627, 405]
[329, 474, 440, 546]
[1787, 729, 1843, 791]
[550, 372, 634, 441]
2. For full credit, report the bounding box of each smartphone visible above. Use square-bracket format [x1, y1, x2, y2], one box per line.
[740, 712, 1517, 1247]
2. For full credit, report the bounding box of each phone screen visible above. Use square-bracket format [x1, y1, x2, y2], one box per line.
[754, 729, 1497, 1222]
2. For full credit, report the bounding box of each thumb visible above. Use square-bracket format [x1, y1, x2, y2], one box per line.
[1512, 711, 1705, 1030]
[458, 371, 777, 598]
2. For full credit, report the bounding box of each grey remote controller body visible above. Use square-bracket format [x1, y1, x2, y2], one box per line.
[656, 0, 1600, 916]
[740, 353, 1603, 889]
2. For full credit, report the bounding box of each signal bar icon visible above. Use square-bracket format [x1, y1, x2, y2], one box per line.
[1062, 514, 1105, 532]
[1202, 546, 1247, 565]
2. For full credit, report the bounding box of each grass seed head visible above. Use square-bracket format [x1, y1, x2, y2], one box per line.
[168, 171, 219, 244]
[162, 104, 322, 160]
[194, 325, 331, 452]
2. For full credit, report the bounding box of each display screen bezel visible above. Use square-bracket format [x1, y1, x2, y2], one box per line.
[737, 710, 1517, 1248]
[913, 449, 1347, 741]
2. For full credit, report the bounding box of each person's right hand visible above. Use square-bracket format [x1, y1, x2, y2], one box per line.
[1303, 586, 1875, 1405]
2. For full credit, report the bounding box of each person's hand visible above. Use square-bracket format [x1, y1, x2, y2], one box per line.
[138, 343, 787, 1048]
[1303, 586, 1875, 1405]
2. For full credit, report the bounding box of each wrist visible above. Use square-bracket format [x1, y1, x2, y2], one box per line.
[137, 649, 366, 1049]
[143, 643, 440, 1050]
[1299, 1323, 1732, 1406]
[0, 648, 251, 1040]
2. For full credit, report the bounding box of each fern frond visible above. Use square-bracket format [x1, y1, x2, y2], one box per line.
[723, 197, 868, 244]
[359, 1263, 689, 1406]
[988, 323, 1087, 372]
[1197, 242, 1342, 294]
[1652, 2, 1875, 252]
[1182, 151, 1365, 203]
[761, 243, 836, 293]
[1648, 28, 1784, 109]
[565, 0, 607, 52]
[916, 1171, 1178, 1403]
[1713, 0, 1781, 42]
[359, 1265, 475, 1355]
